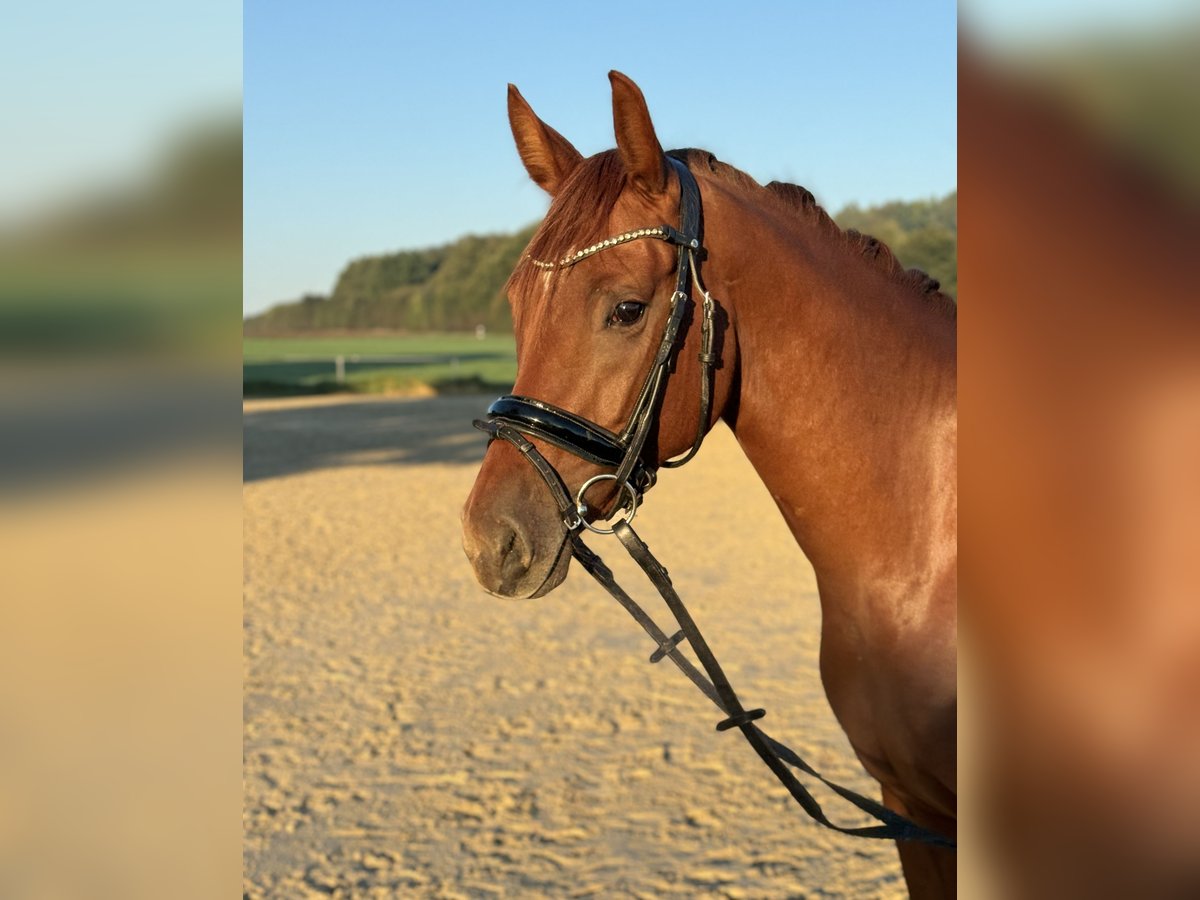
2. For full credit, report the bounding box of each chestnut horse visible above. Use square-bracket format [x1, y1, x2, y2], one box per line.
[462, 72, 957, 898]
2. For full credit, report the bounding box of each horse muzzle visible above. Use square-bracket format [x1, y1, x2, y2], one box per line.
[461, 456, 574, 599]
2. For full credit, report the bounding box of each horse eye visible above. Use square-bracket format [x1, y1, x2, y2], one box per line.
[609, 301, 646, 327]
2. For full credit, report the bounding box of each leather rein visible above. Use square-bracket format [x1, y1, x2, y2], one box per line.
[474, 155, 955, 850]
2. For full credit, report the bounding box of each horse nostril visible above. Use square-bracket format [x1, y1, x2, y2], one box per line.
[498, 521, 534, 582]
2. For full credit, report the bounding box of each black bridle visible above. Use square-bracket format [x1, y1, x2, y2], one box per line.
[473, 156, 954, 850]
[478, 156, 715, 533]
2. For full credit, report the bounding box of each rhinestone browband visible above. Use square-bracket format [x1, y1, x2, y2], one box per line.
[527, 226, 670, 270]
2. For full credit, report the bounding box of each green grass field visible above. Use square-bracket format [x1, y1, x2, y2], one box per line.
[243, 333, 517, 396]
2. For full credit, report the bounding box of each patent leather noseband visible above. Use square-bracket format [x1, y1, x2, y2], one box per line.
[475, 154, 716, 528]
[483, 395, 657, 493]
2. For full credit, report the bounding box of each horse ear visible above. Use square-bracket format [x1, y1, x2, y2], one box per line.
[507, 84, 583, 197]
[609, 70, 667, 197]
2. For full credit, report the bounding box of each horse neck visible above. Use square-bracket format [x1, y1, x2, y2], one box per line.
[708, 188, 957, 598]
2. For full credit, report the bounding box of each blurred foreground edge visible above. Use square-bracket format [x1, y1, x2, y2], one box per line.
[0, 99, 241, 900]
[959, 42, 1200, 899]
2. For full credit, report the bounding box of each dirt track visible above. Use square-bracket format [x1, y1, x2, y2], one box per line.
[243, 394, 905, 898]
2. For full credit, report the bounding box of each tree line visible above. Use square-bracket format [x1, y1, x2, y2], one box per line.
[244, 192, 955, 335]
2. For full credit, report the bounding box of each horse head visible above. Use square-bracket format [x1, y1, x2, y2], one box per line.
[461, 72, 736, 598]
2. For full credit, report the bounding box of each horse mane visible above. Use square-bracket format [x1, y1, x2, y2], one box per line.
[509, 147, 956, 322]
[670, 148, 956, 320]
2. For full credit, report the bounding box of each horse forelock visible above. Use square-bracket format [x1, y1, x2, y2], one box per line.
[506, 148, 723, 301]
[506, 150, 629, 300]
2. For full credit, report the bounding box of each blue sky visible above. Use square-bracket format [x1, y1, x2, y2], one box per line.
[243, 1, 957, 315]
[243, 0, 955, 316]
